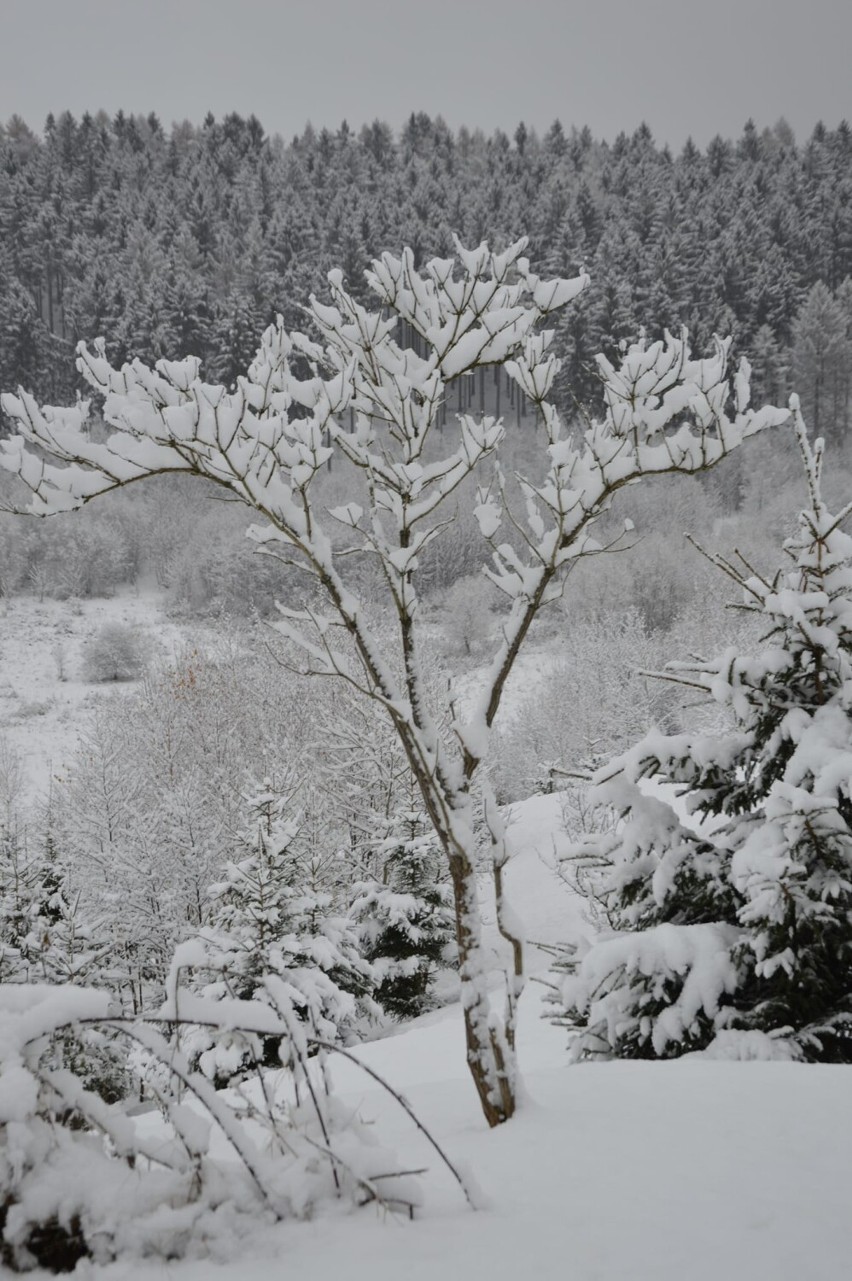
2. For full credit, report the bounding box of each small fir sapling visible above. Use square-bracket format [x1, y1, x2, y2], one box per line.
[183, 779, 372, 1083]
[548, 406, 852, 1062]
[351, 806, 455, 1021]
[0, 817, 128, 1104]
[0, 810, 67, 985]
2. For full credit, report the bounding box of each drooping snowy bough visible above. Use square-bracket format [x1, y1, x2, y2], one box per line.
[0, 973, 474, 1270]
[0, 238, 788, 1125]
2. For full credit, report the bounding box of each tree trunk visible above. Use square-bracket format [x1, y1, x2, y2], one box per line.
[447, 846, 516, 1127]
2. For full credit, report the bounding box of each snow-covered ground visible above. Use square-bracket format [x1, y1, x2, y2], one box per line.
[0, 591, 202, 801]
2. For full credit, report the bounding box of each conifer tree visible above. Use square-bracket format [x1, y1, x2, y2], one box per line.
[0, 800, 98, 986]
[0, 816, 41, 983]
[551, 405, 852, 1062]
[792, 281, 850, 443]
[351, 803, 454, 1021]
[187, 778, 372, 1082]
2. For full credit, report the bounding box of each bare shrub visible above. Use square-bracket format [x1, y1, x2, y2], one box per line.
[81, 623, 150, 683]
[440, 573, 500, 656]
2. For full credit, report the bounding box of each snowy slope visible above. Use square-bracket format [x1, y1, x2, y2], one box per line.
[278, 1001, 852, 1281]
[480, 789, 593, 967]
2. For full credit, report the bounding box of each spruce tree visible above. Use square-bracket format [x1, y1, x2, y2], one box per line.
[187, 779, 372, 1082]
[552, 405, 852, 1062]
[351, 805, 454, 1021]
[792, 281, 850, 444]
[0, 816, 42, 983]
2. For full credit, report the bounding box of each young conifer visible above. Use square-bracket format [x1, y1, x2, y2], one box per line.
[553, 404, 852, 1062]
[187, 778, 372, 1082]
[352, 805, 454, 1021]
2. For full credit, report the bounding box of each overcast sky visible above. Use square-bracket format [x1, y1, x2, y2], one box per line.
[1, 0, 850, 149]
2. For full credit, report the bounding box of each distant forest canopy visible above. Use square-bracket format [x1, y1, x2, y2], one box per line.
[1, 109, 851, 440]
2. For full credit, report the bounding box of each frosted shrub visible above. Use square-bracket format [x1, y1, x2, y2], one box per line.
[418, 497, 485, 594]
[548, 412, 852, 1062]
[0, 974, 469, 1270]
[559, 477, 720, 632]
[162, 509, 293, 617]
[0, 519, 27, 598]
[0, 506, 137, 602]
[494, 609, 670, 801]
[80, 622, 149, 683]
[54, 638, 402, 1019]
[43, 521, 129, 600]
[440, 572, 499, 657]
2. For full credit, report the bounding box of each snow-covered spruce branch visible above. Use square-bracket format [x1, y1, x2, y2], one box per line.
[0, 238, 788, 1127]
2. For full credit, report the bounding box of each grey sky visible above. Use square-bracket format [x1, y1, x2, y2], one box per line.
[1, 0, 850, 148]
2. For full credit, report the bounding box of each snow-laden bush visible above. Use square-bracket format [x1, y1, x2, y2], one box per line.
[53, 644, 296, 1012]
[549, 410, 852, 1062]
[439, 572, 500, 657]
[0, 974, 459, 1272]
[494, 609, 670, 801]
[80, 622, 150, 683]
[0, 493, 142, 602]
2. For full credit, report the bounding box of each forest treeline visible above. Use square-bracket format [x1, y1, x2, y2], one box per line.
[1, 108, 851, 437]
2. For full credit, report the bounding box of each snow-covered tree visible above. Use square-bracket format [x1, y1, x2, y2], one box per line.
[0, 238, 787, 1124]
[185, 778, 371, 1083]
[80, 621, 150, 682]
[792, 281, 850, 444]
[493, 608, 670, 802]
[352, 803, 454, 1021]
[550, 406, 852, 1062]
[53, 645, 299, 1012]
[0, 821, 44, 984]
[0, 744, 69, 987]
[0, 803, 108, 993]
[53, 698, 174, 1012]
